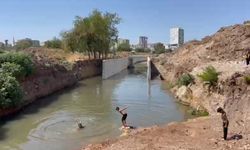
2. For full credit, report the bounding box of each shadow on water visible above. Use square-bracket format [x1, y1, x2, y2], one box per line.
[0, 124, 8, 140]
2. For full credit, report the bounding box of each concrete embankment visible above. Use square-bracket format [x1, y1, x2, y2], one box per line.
[102, 56, 147, 79]
[0, 60, 102, 118]
[102, 58, 128, 79]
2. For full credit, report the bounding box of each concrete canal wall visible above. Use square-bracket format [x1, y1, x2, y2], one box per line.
[102, 56, 147, 79]
[102, 58, 129, 79]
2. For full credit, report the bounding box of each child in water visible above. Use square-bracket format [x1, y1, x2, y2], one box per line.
[116, 106, 128, 127]
[76, 120, 85, 129]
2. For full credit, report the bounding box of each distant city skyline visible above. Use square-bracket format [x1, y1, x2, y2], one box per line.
[0, 0, 249, 44]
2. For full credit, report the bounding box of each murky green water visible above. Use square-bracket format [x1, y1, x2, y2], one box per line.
[0, 64, 192, 150]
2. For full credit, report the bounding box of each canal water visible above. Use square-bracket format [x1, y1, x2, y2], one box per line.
[0, 64, 192, 150]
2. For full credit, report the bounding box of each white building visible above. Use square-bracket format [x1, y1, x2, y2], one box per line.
[170, 27, 184, 49]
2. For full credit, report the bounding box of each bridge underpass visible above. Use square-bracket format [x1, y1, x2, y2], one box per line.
[102, 55, 148, 79]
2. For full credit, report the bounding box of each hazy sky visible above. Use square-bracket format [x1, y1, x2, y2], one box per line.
[0, 0, 249, 44]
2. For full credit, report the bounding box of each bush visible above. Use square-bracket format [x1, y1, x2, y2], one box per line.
[189, 108, 209, 117]
[0, 73, 23, 109]
[0, 62, 23, 79]
[197, 66, 220, 86]
[0, 52, 34, 77]
[177, 73, 194, 86]
[244, 75, 250, 85]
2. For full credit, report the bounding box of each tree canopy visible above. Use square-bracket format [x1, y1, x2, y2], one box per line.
[62, 10, 121, 59]
[44, 37, 62, 49]
[15, 38, 33, 50]
[154, 43, 166, 54]
[117, 42, 131, 51]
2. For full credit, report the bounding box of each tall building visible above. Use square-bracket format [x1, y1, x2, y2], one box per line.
[4, 40, 8, 47]
[170, 27, 184, 49]
[13, 37, 16, 46]
[139, 36, 148, 49]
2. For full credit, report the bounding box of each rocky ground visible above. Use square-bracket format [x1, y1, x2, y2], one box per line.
[82, 21, 250, 150]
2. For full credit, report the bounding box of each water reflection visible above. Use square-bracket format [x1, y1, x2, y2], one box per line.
[147, 80, 151, 98]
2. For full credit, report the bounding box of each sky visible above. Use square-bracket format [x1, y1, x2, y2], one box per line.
[0, 0, 249, 45]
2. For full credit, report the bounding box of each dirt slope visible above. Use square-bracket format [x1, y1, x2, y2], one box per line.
[84, 117, 250, 150]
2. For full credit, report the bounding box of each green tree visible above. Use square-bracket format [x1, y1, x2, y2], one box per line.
[15, 38, 33, 50]
[44, 37, 62, 49]
[135, 48, 145, 52]
[62, 10, 121, 59]
[154, 43, 165, 54]
[117, 42, 131, 51]
[0, 72, 23, 109]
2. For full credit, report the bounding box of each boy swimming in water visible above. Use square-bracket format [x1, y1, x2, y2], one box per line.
[116, 106, 128, 127]
[76, 119, 85, 129]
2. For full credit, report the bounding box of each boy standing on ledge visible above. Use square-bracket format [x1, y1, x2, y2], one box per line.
[217, 107, 229, 140]
[116, 106, 128, 127]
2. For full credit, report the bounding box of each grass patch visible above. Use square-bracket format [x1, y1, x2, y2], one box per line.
[188, 108, 209, 117]
[197, 65, 220, 87]
[177, 73, 194, 87]
[165, 82, 175, 89]
[244, 75, 250, 85]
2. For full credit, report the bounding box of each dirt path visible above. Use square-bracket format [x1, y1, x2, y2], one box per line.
[83, 117, 250, 150]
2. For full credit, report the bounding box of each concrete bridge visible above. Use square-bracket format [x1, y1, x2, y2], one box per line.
[102, 55, 148, 79]
[128, 55, 148, 68]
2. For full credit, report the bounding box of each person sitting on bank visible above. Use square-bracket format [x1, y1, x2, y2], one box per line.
[217, 107, 229, 140]
[116, 106, 128, 127]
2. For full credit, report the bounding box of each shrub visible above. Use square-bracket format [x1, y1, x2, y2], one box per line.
[177, 73, 194, 86]
[0, 62, 23, 79]
[0, 52, 34, 77]
[244, 75, 250, 85]
[189, 109, 209, 117]
[0, 73, 23, 109]
[197, 66, 220, 86]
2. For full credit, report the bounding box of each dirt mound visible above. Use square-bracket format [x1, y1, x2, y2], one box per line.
[155, 21, 250, 81]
